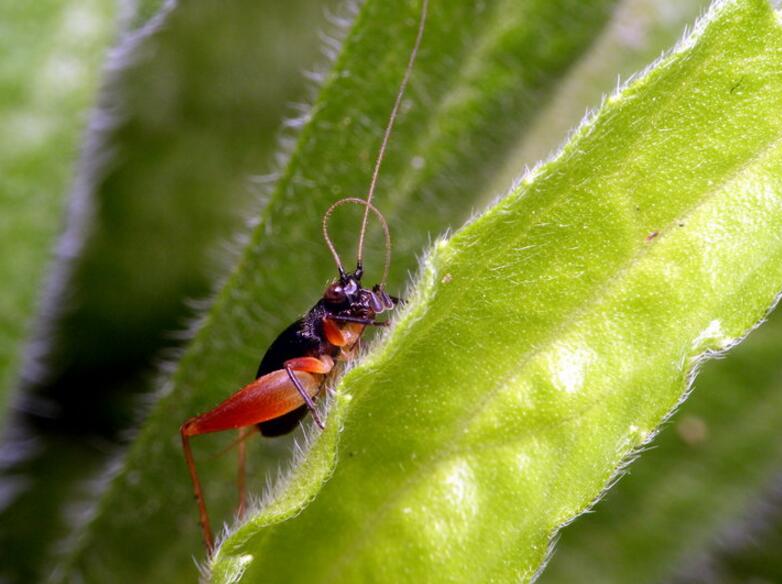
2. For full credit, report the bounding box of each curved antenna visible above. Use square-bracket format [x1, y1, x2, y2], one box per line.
[323, 197, 392, 286]
[355, 0, 428, 272]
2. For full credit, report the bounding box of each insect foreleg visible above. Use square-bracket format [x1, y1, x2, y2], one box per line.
[327, 314, 390, 326]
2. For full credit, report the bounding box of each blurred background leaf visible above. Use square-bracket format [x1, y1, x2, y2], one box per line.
[671, 465, 782, 584]
[0, 0, 116, 428]
[0, 0, 338, 581]
[2, 0, 782, 582]
[12, 0, 339, 449]
[0, 4, 118, 581]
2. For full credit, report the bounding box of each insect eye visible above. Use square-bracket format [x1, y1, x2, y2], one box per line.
[325, 283, 346, 303]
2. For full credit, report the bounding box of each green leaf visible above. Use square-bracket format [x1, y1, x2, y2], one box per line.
[509, 3, 782, 580]
[0, 1, 338, 582]
[210, 0, 782, 581]
[487, 0, 712, 198]
[540, 306, 782, 583]
[51, 0, 619, 581]
[0, 6, 116, 584]
[0, 0, 116, 426]
[501, 0, 782, 580]
[19, 0, 335, 440]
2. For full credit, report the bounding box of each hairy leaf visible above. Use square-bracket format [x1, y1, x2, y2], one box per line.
[0, 4, 117, 583]
[0, 0, 116, 427]
[541, 307, 782, 583]
[211, 0, 782, 582]
[518, 3, 782, 581]
[52, 0, 617, 582]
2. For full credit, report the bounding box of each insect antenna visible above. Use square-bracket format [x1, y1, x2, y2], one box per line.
[355, 0, 428, 276]
[323, 197, 391, 286]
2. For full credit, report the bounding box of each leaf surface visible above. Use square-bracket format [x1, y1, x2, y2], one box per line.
[52, 0, 618, 582]
[211, 0, 782, 581]
[541, 307, 782, 584]
[515, 1, 782, 581]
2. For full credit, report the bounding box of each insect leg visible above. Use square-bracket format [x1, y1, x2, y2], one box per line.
[328, 314, 389, 327]
[322, 317, 363, 365]
[283, 356, 335, 430]
[181, 368, 322, 552]
[236, 426, 255, 517]
[181, 431, 214, 551]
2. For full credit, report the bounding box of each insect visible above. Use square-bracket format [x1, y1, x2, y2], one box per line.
[180, 0, 429, 553]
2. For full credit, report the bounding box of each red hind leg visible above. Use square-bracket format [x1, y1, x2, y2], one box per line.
[181, 367, 323, 553]
[181, 431, 213, 551]
[180, 355, 337, 553]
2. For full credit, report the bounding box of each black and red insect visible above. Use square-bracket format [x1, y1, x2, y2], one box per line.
[180, 0, 428, 553]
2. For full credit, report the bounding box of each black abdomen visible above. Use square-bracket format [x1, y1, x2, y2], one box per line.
[256, 319, 315, 377]
[256, 317, 323, 436]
